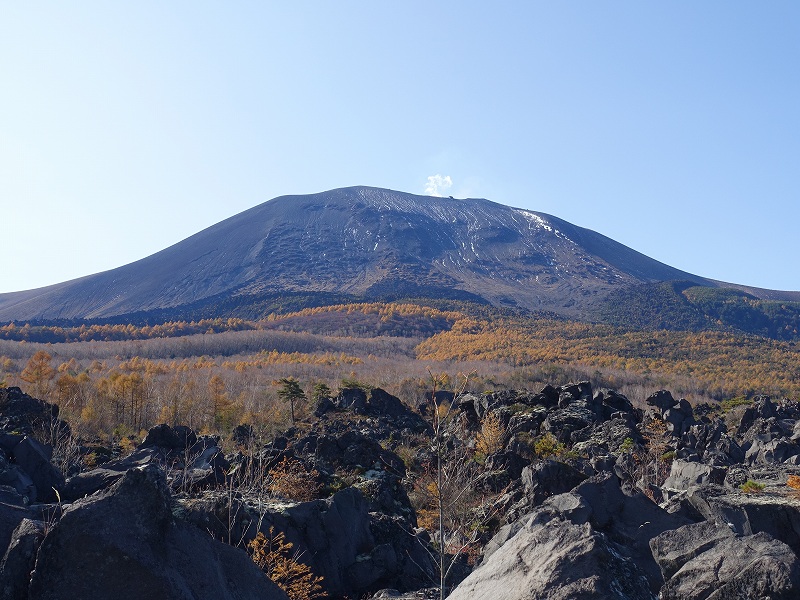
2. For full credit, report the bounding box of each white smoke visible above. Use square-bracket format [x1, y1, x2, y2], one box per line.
[424, 174, 453, 197]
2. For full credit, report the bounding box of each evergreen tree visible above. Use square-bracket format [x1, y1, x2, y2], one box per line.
[277, 377, 306, 425]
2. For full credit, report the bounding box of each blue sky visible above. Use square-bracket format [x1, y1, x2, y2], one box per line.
[2, 3, 799, 293]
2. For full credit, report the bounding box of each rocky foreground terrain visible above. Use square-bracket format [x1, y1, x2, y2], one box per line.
[3, 382, 800, 599]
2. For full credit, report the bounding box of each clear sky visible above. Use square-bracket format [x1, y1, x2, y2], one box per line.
[2, 3, 799, 293]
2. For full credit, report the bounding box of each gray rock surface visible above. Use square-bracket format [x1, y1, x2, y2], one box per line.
[368, 589, 440, 599]
[687, 486, 800, 553]
[650, 520, 735, 581]
[503, 459, 587, 524]
[521, 459, 587, 505]
[463, 471, 687, 599]
[482, 491, 592, 562]
[572, 473, 691, 590]
[448, 512, 654, 600]
[0, 388, 64, 438]
[0, 453, 35, 502]
[659, 532, 800, 600]
[663, 459, 726, 492]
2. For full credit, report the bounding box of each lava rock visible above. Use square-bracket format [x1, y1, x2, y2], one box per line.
[140, 423, 197, 451]
[506, 408, 546, 436]
[542, 405, 596, 440]
[0, 388, 65, 438]
[557, 381, 593, 407]
[484, 451, 528, 482]
[650, 520, 736, 581]
[663, 459, 727, 493]
[448, 506, 654, 600]
[61, 430, 227, 502]
[573, 472, 692, 590]
[659, 532, 800, 600]
[646, 390, 678, 412]
[738, 396, 778, 436]
[687, 485, 800, 554]
[599, 389, 636, 419]
[0, 518, 44, 600]
[572, 416, 639, 455]
[503, 459, 587, 524]
[11, 437, 64, 503]
[28, 465, 288, 600]
[338, 387, 368, 414]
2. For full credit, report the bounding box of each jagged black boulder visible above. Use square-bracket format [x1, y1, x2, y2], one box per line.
[0, 388, 64, 438]
[61, 425, 227, 502]
[0, 518, 44, 600]
[11, 437, 64, 503]
[181, 485, 434, 599]
[27, 465, 288, 600]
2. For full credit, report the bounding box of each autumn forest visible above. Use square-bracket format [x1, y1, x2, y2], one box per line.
[1, 301, 797, 446]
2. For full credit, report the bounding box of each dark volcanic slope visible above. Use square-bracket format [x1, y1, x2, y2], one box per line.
[0, 186, 763, 322]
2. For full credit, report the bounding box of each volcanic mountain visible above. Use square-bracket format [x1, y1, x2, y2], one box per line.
[1, 186, 796, 323]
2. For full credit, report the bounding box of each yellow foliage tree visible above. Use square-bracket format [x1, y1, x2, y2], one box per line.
[248, 527, 326, 600]
[208, 374, 236, 431]
[20, 350, 56, 399]
[475, 410, 506, 458]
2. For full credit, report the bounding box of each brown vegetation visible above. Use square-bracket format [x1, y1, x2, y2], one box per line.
[267, 457, 322, 502]
[248, 527, 326, 600]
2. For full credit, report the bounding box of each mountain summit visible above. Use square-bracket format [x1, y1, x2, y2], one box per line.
[0, 186, 788, 322]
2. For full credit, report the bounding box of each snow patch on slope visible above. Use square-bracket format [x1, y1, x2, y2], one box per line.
[514, 209, 553, 232]
[513, 209, 574, 244]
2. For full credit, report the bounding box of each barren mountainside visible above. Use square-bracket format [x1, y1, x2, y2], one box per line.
[1, 186, 796, 322]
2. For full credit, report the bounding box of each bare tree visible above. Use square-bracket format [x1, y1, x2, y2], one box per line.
[420, 369, 499, 599]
